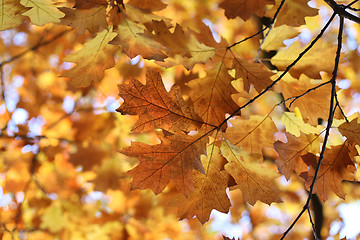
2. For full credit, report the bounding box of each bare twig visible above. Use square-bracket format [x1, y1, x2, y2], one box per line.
[221, 12, 336, 128]
[307, 207, 320, 240]
[324, 0, 360, 23]
[228, 0, 286, 49]
[334, 92, 349, 122]
[287, 80, 332, 108]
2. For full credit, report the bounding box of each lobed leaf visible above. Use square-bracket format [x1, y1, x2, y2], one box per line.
[62, 26, 118, 87]
[117, 70, 203, 133]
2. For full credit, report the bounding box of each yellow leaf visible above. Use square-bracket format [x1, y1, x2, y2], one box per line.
[62, 26, 118, 87]
[20, 0, 65, 26]
[269, 0, 318, 27]
[261, 25, 300, 51]
[221, 141, 282, 205]
[281, 111, 323, 137]
[279, 74, 332, 125]
[0, 0, 27, 30]
[112, 20, 166, 60]
[274, 132, 320, 180]
[271, 40, 340, 79]
[40, 204, 66, 233]
[225, 115, 277, 154]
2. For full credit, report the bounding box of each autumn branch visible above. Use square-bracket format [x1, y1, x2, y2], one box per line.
[280, 15, 344, 239]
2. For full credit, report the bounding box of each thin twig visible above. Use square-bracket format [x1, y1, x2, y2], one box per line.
[228, 0, 286, 49]
[307, 207, 320, 240]
[324, 0, 360, 23]
[220, 12, 336, 129]
[287, 80, 332, 108]
[280, 15, 344, 239]
[334, 92, 349, 122]
[255, 0, 287, 62]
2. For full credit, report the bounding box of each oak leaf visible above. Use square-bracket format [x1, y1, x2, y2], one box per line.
[128, 0, 167, 11]
[261, 25, 300, 51]
[281, 111, 323, 137]
[274, 132, 320, 180]
[271, 40, 340, 79]
[74, 0, 108, 9]
[279, 74, 331, 125]
[187, 65, 239, 127]
[20, 0, 65, 26]
[111, 20, 166, 61]
[225, 115, 277, 154]
[62, 26, 118, 87]
[338, 118, 360, 145]
[270, 0, 318, 27]
[233, 58, 274, 93]
[219, 0, 275, 21]
[222, 141, 282, 205]
[176, 145, 231, 223]
[60, 6, 108, 35]
[302, 142, 357, 200]
[146, 20, 215, 69]
[0, 0, 27, 31]
[121, 132, 207, 196]
[117, 70, 203, 133]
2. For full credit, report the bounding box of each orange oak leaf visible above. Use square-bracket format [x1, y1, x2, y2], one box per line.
[273, 0, 318, 27]
[187, 64, 239, 127]
[274, 132, 320, 180]
[302, 142, 357, 200]
[338, 118, 360, 145]
[117, 70, 203, 133]
[74, 0, 108, 9]
[279, 75, 331, 125]
[271, 40, 340, 79]
[233, 58, 274, 93]
[121, 132, 207, 196]
[176, 145, 231, 223]
[62, 26, 118, 87]
[219, 0, 275, 21]
[225, 115, 277, 154]
[145, 20, 215, 69]
[222, 141, 282, 205]
[128, 0, 167, 11]
[60, 6, 108, 35]
[111, 20, 166, 61]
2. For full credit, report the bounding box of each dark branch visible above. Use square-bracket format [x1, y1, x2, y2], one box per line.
[280, 15, 344, 239]
[324, 0, 360, 23]
[220, 12, 336, 129]
[228, 0, 286, 49]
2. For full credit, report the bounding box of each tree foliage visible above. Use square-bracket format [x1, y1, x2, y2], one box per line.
[1, 0, 360, 239]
